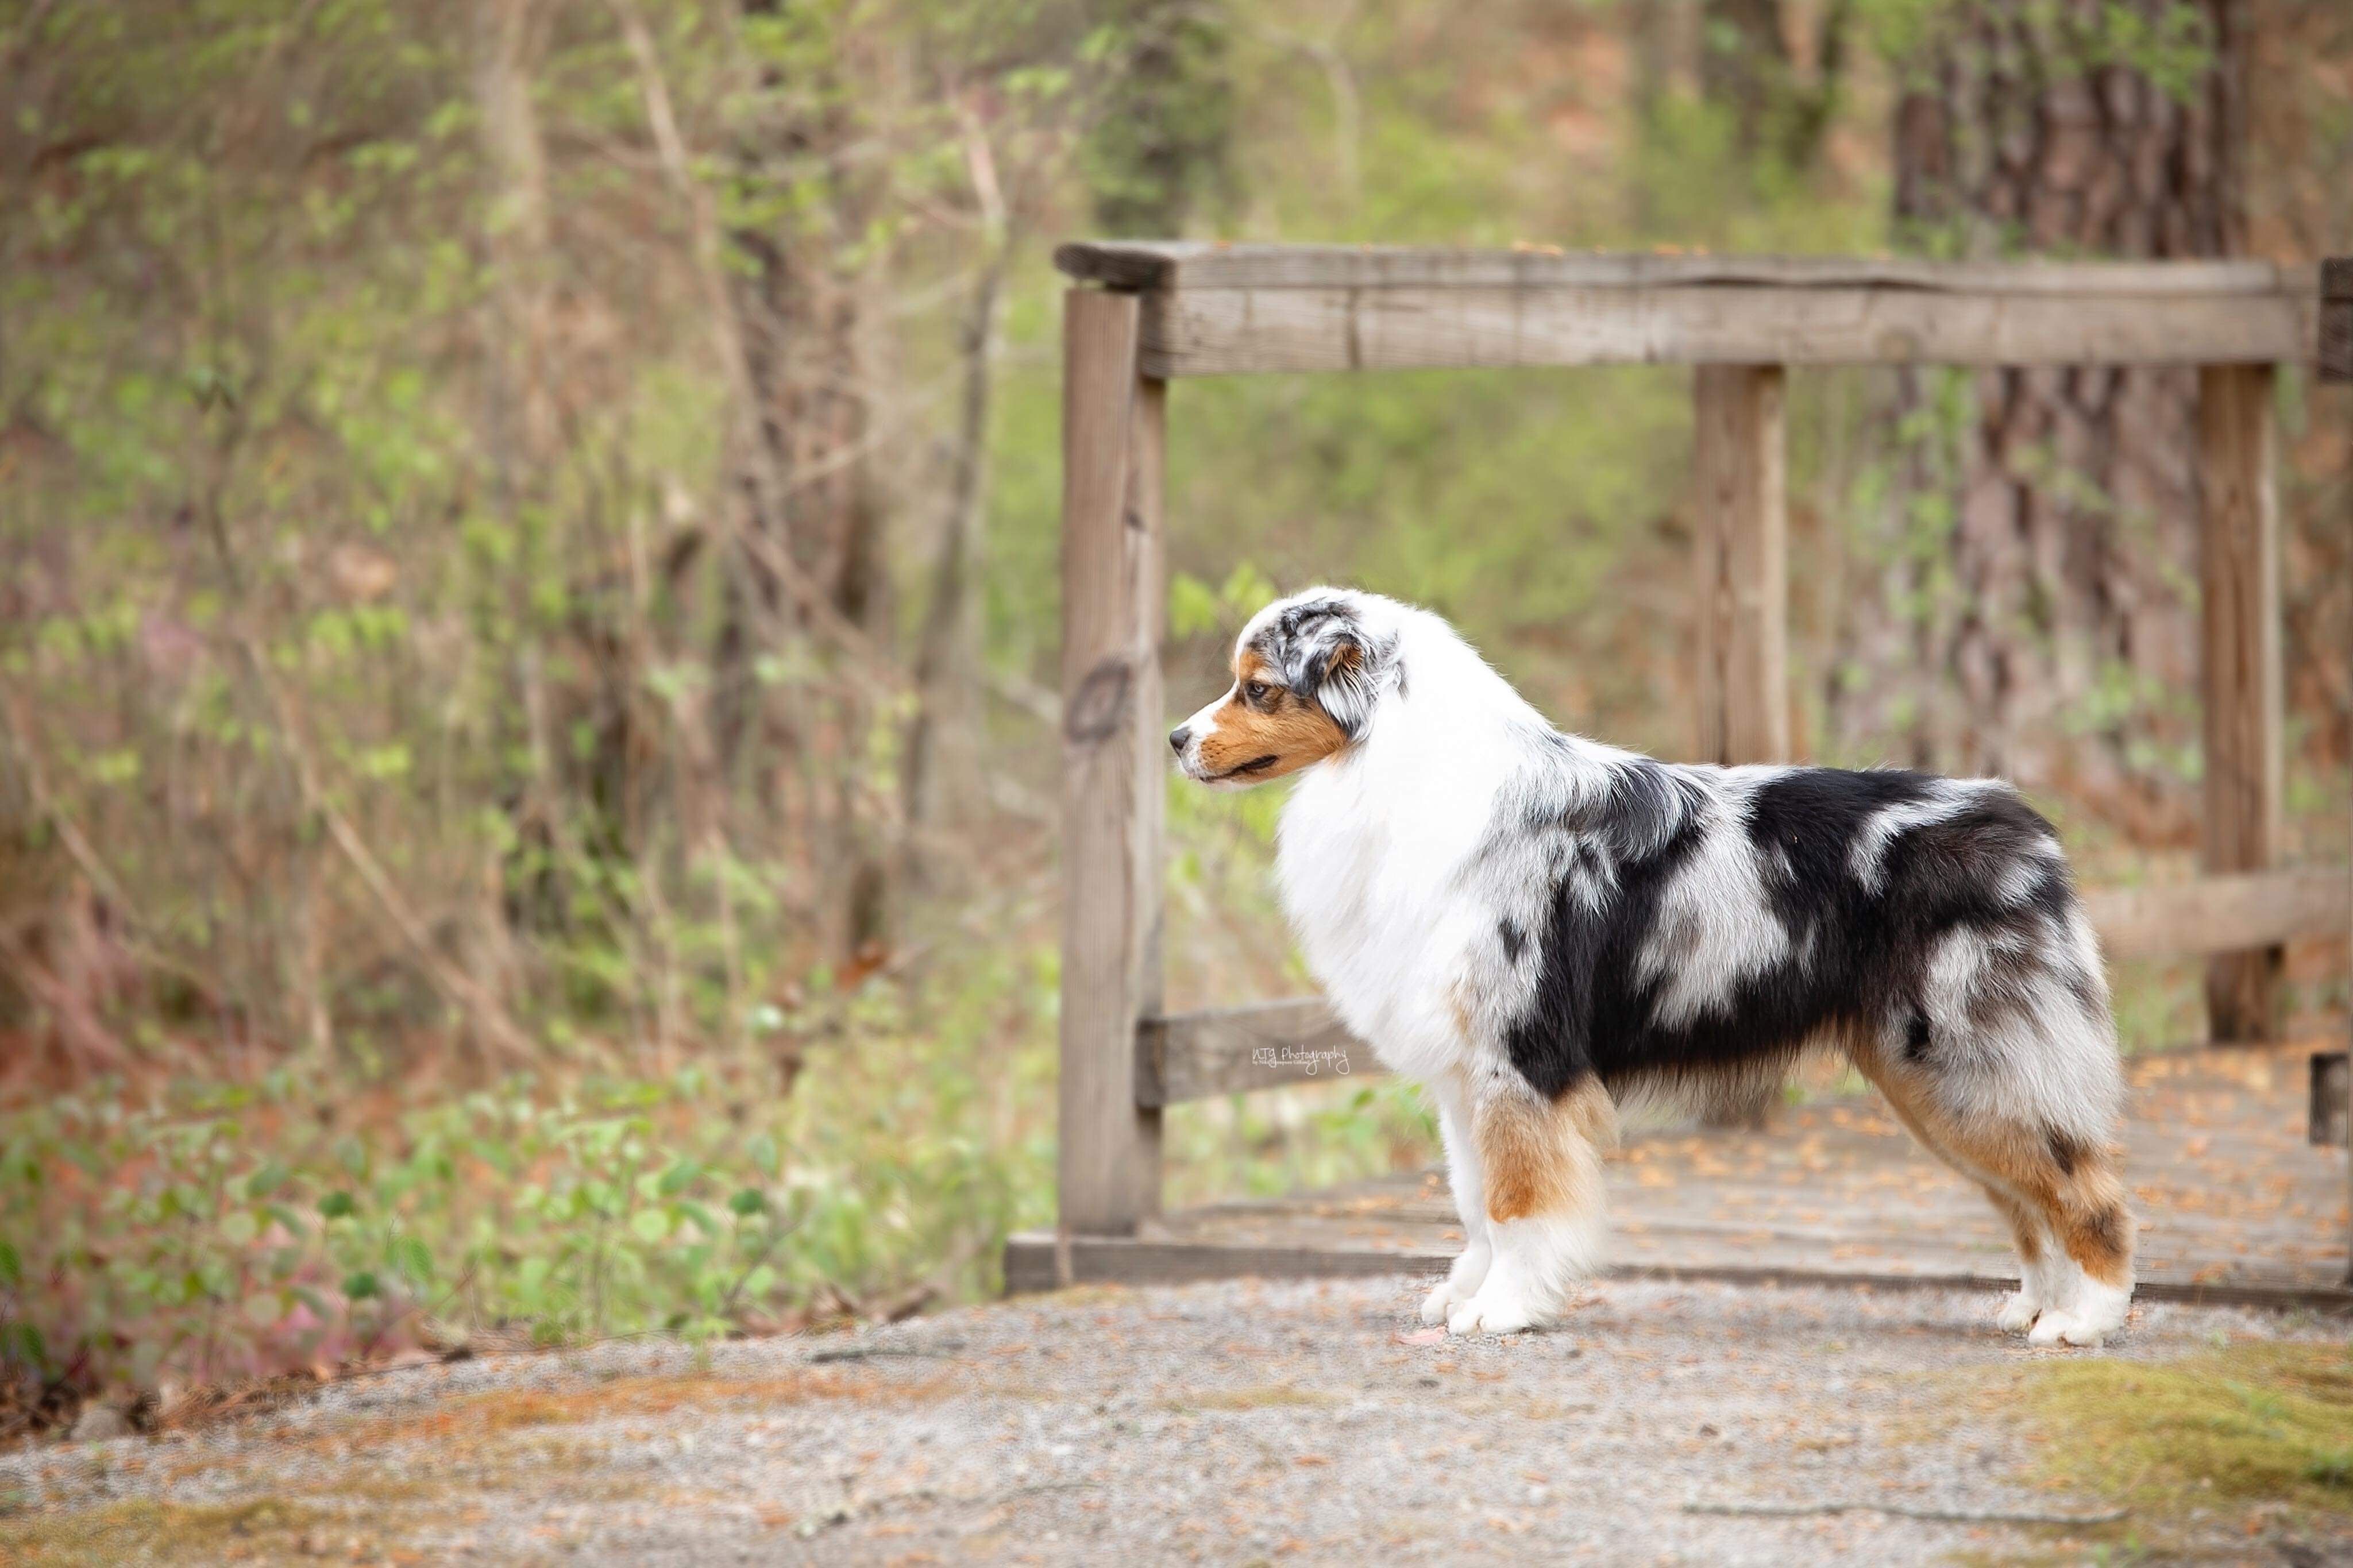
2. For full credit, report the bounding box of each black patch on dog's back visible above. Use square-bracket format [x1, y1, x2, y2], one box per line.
[1499, 760, 2089, 1106]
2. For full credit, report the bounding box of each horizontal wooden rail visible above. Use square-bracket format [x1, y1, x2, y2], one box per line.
[1139, 865, 2351, 1106]
[1056, 244, 2306, 295]
[2323, 257, 2352, 383]
[1050, 244, 2318, 377]
[1135, 997, 1370, 1107]
[2081, 866, 2345, 960]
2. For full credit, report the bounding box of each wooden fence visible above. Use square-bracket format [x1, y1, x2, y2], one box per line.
[1055, 241, 2348, 1238]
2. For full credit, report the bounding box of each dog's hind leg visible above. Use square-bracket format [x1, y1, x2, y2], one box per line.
[1446, 1075, 1613, 1335]
[2007, 1131, 2135, 1347]
[1854, 1060, 2059, 1333]
[1952, 1122, 2133, 1347]
[1983, 1188, 2065, 1334]
[1421, 1080, 1494, 1325]
[1860, 1056, 2135, 1346]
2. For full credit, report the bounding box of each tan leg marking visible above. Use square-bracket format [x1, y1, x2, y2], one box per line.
[1475, 1079, 1614, 1225]
[1855, 1056, 2134, 1288]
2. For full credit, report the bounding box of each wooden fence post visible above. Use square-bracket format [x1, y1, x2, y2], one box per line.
[1694, 364, 1791, 766]
[1058, 288, 1166, 1235]
[2320, 257, 2351, 1281]
[2197, 362, 2284, 1043]
[1694, 364, 1789, 1130]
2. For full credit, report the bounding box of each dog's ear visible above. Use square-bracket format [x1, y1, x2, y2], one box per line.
[1281, 613, 1382, 737]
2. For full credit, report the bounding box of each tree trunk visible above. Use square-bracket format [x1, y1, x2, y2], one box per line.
[905, 242, 1007, 847]
[1085, 0, 1235, 237]
[708, 0, 895, 957]
[1700, 0, 1791, 151]
[1842, 1, 2246, 839]
[1697, 0, 1850, 175]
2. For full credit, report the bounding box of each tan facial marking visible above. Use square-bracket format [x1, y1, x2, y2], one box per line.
[1475, 1079, 1614, 1225]
[1194, 650, 1349, 783]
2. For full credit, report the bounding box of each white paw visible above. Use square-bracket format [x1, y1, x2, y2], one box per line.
[1446, 1285, 1537, 1336]
[1996, 1291, 2044, 1334]
[1421, 1244, 1491, 1324]
[2061, 1279, 2131, 1347]
[2026, 1310, 2077, 1347]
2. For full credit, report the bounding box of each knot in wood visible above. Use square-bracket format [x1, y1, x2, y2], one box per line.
[1065, 658, 1132, 743]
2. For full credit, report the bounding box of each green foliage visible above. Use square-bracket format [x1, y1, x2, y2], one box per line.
[1081, 0, 1237, 234]
[1861, 0, 2216, 100]
[0, 1036, 1045, 1396]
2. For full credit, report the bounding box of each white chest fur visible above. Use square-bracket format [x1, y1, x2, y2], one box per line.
[1273, 717, 1509, 1086]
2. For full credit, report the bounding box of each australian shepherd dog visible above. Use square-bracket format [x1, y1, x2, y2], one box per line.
[1170, 588, 2135, 1346]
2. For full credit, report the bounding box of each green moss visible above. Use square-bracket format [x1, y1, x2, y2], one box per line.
[1158, 1382, 1341, 1412]
[2011, 1340, 2353, 1518]
[7, 1496, 335, 1566]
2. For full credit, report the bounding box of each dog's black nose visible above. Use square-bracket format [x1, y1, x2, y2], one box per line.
[1168, 725, 1191, 755]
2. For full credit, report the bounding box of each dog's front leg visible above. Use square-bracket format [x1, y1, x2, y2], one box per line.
[1446, 1077, 1612, 1335]
[1419, 1084, 1492, 1325]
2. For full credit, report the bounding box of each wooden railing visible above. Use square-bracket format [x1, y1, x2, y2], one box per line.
[1053, 245, 2317, 377]
[1053, 240, 2335, 1235]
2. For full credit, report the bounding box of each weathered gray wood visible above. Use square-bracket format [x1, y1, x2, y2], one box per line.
[1135, 997, 1378, 1107]
[1693, 365, 1790, 766]
[1058, 288, 1166, 1234]
[2198, 364, 2286, 1043]
[2312, 1053, 2350, 1148]
[1003, 1231, 1449, 1293]
[1055, 241, 2309, 298]
[1131, 284, 2312, 377]
[2321, 257, 2353, 384]
[2083, 866, 2346, 960]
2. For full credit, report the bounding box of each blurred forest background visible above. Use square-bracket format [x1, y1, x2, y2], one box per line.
[2, 0, 2350, 1427]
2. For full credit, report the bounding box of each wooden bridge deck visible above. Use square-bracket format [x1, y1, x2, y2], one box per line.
[1008, 1041, 2352, 1312]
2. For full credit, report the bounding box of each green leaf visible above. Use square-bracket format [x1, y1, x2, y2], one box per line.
[318, 1191, 358, 1219]
[727, 1187, 767, 1216]
[746, 1133, 780, 1179]
[628, 1208, 670, 1244]
[219, 1210, 259, 1246]
[1, 1321, 49, 1372]
[387, 1235, 433, 1285]
[1167, 570, 1221, 638]
[0, 1238, 18, 1289]
[343, 1271, 381, 1300]
[739, 1264, 777, 1301]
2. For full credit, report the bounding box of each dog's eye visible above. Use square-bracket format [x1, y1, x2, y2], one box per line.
[1241, 681, 1274, 706]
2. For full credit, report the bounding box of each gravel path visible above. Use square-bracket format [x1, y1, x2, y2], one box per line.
[6, 1275, 2346, 1565]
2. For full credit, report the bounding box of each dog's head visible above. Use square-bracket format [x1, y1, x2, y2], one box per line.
[1170, 588, 1393, 787]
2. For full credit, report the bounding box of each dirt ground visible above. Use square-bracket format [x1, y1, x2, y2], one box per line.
[3, 1275, 2347, 1566]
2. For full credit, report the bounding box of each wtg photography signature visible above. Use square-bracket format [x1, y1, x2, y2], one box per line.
[1251, 1045, 1353, 1077]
